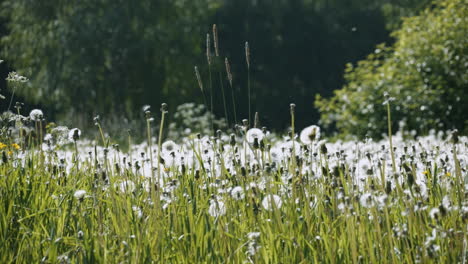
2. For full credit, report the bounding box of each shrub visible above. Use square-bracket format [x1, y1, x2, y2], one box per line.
[315, 0, 468, 139]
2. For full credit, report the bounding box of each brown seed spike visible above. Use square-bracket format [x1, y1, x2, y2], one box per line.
[225, 58, 233, 87]
[206, 33, 211, 66]
[245, 41, 250, 69]
[213, 24, 219, 57]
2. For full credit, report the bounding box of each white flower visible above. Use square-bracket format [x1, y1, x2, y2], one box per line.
[359, 193, 375, 208]
[300, 125, 320, 144]
[74, 190, 86, 200]
[269, 147, 284, 162]
[230, 186, 245, 200]
[132, 206, 143, 219]
[6, 71, 28, 83]
[208, 200, 226, 217]
[429, 207, 440, 220]
[246, 128, 264, 144]
[29, 109, 43, 121]
[68, 128, 81, 142]
[261, 194, 283, 211]
[161, 140, 179, 156]
[247, 232, 261, 240]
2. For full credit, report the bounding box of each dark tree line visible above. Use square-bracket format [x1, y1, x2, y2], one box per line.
[0, 0, 434, 133]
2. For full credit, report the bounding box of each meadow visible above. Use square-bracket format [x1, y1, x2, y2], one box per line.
[0, 105, 466, 263]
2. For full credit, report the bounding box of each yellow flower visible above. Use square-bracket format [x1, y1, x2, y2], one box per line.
[445, 172, 451, 177]
[11, 143, 20, 150]
[423, 170, 429, 175]
[0, 142, 7, 149]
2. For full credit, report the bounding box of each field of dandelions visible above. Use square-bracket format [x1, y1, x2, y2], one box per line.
[0, 100, 467, 263]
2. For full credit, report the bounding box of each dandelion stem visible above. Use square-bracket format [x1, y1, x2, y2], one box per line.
[386, 102, 397, 174]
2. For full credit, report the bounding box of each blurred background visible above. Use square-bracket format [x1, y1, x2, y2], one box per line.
[0, 0, 466, 138]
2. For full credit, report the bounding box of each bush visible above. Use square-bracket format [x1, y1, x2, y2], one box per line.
[315, 0, 468, 139]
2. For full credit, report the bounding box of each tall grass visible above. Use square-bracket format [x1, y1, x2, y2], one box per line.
[1, 27, 467, 264]
[0, 115, 466, 263]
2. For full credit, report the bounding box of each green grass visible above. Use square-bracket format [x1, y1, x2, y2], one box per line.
[0, 123, 466, 263]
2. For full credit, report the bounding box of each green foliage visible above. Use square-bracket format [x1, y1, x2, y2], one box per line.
[1, 0, 395, 130]
[316, 0, 468, 139]
[1, 0, 217, 118]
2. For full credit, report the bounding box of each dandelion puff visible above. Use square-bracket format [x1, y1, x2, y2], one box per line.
[132, 206, 143, 219]
[246, 128, 264, 144]
[73, 190, 86, 200]
[247, 232, 261, 240]
[262, 194, 282, 211]
[230, 186, 245, 200]
[429, 207, 440, 220]
[68, 128, 81, 142]
[29, 109, 43, 121]
[208, 200, 226, 217]
[300, 125, 320, 144]
[442, 195, 452, 210]
[162, 140, 179, 155]
[359, 193, 375, 208]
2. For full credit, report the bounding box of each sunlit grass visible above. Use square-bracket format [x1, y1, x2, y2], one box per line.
[0, 108, 466, 263]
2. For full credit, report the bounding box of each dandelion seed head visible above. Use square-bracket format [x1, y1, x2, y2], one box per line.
[262, 194, 283, 211]
[68, 128, 81, 142]
[208, 200, 226, 217]
[246, 128, 264, 144]
[73, 190, 86, 200]
[300, 125, 321, 144]
[29, 109, 43, 121]
[230, 186, 245, 200]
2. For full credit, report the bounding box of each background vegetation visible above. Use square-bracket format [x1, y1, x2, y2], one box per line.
[1, 0, 465, 138]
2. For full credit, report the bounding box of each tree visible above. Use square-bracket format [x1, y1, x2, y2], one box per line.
[315, 0, 468, 139]
[1, 0, 217, 120]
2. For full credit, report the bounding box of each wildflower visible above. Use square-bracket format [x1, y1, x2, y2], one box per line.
[132, 206, 143, 219]
[247, 232, 261, 240]
[0, 143, 6, 149]
[359, 193, 375, 208]
[429, 207, 440, 220]
[162, 140, 179, 155]
[246, 128, 264, 144]
[230, 186, 245, 200]
[77, 230, 84, 239]
[11, 143, 20, 150]
[300, 125, 321, 144]
[68, 128, 81, 142]
[208, 200, 226, 217]
[6, 71, 28, 83]
[246, 231, 261, 256]
[261, 194, 283, 211]
[29, 109, 43, 121]
[73, 190, 86, 200]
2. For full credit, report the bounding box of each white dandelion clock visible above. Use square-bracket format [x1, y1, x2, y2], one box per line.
[208, 200, 226, 217]
[262, 194, 283, 211]
[29, 109, 43, 121]
[68, 128, 81, 142]
[230, 186, 245, 200]
[246, 128, 264, 144]
[161, 140, 179, 160]
[300, 125, 320, 144]
[74, 190, 86, 200]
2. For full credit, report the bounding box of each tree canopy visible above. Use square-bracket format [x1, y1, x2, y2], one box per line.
[315, 0, 467, 138]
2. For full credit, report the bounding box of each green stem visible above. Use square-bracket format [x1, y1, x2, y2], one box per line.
[387, 102, 397, 174]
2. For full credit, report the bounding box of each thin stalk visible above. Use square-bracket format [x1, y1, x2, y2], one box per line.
[386, 102, 397, 174]
[146, 117, 154, 179]
[208, 66, 214, 136]
[157, 104, 167, 186]
[218, 70, 229, 127]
